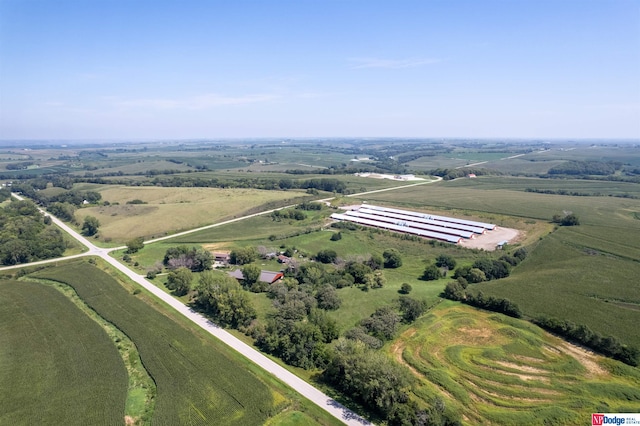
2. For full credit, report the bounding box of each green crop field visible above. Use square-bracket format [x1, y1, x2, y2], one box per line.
[350, 177, 640, 349]
[392, 302, 640, 425]
[30, 261, 276, 425]
[0, 280, 128, 425]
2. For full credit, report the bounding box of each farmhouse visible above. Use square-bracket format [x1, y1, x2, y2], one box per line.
[228, 269, 284, 284]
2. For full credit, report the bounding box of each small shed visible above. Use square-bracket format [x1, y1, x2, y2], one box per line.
[496, 240, 508, 250]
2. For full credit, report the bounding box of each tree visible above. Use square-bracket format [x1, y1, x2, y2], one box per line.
[421, 264, 443, 281]
[315, 249, 337, 264]
[346, 262, 372, 284]
[230, 246, 257, 265]
[365, 253, 384, 270]
[126, 237, 145, 254]
[383, 249, 403, 268]
[323, 339, 413, 419]
[191, 247, 213, 272]
[330, 232, 342, 241]
[81, 216, 100, 236]
[316, 284, 342, 310]
[443, 281, 466, 301]
[435, 254, 456, 270]
[241, 264, 261, 288]
[361, 306, 401, 340]
[398, 296, 427, 323]
[166, 267, 192, 296]
[194, 271, 256, 328]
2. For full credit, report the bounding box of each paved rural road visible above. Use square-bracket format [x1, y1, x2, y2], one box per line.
[5, 193, 371, 425]
[4, 178, 444, 424]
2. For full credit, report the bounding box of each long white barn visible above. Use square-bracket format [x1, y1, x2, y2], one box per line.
[330, 204, 496, 244]
[330, 213, 463, 244]
[358, 207, 485, 234]
[363, 204, 496, 230]
[343, 210, 475, 239]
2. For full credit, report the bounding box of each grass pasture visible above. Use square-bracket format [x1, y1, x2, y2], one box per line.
[75, 186, 310, 242]
[393, 302, 640, 425]
[0, 280, 128, 425]
[30, 261, 276, 425]
[352, 177, 640, 349]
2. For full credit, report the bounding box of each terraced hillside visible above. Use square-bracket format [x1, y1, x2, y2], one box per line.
[391, 302, 640, 425]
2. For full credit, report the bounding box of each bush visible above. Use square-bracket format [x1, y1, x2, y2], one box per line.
[315, 249, 337, 264]
[421, 264, 443, 281]
[383, 249, 402, 268]
[330, 232, 342, 241]
[399, 283, 412, 294]
[435, 254, 456, 270]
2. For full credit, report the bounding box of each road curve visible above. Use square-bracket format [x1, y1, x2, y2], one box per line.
[5, 193, 371, 425]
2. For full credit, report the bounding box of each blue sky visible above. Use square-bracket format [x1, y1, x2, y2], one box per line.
[1, 0, 639, 140]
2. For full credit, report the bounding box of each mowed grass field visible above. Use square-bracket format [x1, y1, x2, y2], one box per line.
[351, 177, 640, 348]
[0, 280, 128, 425]
[392, 302, 640, 425]
[74, 186, 310, 242]
[30, 261, 276, 425]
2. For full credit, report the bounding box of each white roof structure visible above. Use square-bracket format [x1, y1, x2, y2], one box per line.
[344, 210, 474, 239]
[331, 213, 462, 244]
[363, 204, 496, 230]
[358, 207, 485, 234]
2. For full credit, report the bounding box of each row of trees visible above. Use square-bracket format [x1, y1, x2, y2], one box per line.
[533, 316, 639, 366]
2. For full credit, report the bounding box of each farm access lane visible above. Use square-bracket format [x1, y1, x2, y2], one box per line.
[5, 193, 371, 426]
[3, 178, 445, 423]
[141, 176, 443, 247]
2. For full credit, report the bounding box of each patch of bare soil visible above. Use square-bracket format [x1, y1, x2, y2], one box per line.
[465, 380, 552, 403]
[494, 360, 548, 375]
[559, 342, 608, 377]
[124, 415, 137, 425]
[513, 355, 546, 364]
[477, 364, 551, 383]
[459, 227, 521, 251]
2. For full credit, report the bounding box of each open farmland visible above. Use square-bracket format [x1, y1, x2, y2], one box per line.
[30, 261, 277, 425]
[351, 177, 640, 349]
[74, 186, 311, 242]
[392, 302, 640, 425]
[0, 280, 128, 425]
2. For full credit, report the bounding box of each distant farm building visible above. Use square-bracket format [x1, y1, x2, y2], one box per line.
[213, 252, 231, 265]
[228, 269, 284, 284]
[331, 204, 495, 245]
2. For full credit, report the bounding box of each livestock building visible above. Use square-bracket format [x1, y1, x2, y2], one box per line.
[330, 204, 496, 244]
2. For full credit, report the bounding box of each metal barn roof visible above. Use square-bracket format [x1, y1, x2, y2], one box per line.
[358, 207, 485, 234]
[345, 210, 474, 239]
[363, 204, 496, 230]
[331, 213, 462, 244]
